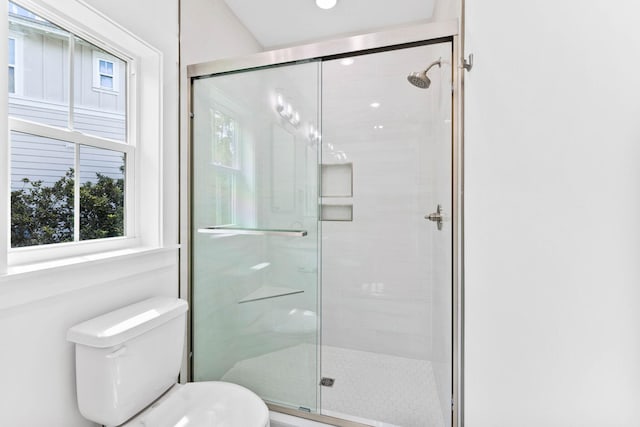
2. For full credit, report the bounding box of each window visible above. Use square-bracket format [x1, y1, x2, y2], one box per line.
[92, 51, 120, 93]
[1, 0, 163, 269]
[7, 33, 21, 96]
[7, 37, 15, 93]
[7, 3, 129, 251]
[8, 1, 45, 21]
[98, 59, 114, 89]
[211, 109, 238, 168]
[210, 108, 239, 226]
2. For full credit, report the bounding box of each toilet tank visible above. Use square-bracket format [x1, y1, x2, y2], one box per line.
[67, 297, 188, 427]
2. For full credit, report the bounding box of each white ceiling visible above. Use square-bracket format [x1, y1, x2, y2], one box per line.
[223, 0, 436, 48]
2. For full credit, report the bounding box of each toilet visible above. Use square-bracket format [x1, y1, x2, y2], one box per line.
[67, 297, 270, 427]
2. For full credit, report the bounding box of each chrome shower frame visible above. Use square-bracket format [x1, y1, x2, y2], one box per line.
[181, 18, 466, 427]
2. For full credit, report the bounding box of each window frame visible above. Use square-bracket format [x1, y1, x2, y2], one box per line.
[7, 8, 134, 264]
[1, 0, 163, 272]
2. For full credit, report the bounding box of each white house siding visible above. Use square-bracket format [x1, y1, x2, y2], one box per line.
[74, 40, 126, 115]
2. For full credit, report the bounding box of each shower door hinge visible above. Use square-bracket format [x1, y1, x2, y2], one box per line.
[189, 112, 194, 119]
[451, 397, 455, 411]
[461, 53, 474, 72]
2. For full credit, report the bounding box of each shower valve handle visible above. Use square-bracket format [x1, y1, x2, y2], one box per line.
[425, 204, 444, 231]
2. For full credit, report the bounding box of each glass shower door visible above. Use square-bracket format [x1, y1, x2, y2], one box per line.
[191, 61, 320, 411]
[319, 42, 453, 426]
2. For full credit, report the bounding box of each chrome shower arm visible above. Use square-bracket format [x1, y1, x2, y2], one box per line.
[424, 58, 442, 73]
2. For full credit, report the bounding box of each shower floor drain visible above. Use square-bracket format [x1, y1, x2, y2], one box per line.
[320, 377, 335, 387]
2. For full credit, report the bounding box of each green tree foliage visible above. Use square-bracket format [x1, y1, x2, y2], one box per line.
[80, 172, 125, 240]
[11, 169, 74, 247]
[11, 168, 124, 247]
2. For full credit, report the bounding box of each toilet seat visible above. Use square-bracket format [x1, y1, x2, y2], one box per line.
[121, 381, 270, 427]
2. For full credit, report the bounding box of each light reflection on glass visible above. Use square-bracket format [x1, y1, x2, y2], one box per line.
[361, 282, 385, 297]
[173, 415, 189, 427]
[250, 262, 271, 271]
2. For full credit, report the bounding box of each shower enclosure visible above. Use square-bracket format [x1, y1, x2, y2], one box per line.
[188, 23, 460, 427]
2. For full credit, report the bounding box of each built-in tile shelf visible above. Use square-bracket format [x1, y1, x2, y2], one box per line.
[321, 204, 353, 221]
[238, 286, 304, 304]
[321, 163, 353, 197]
[321, 163, 354, 221]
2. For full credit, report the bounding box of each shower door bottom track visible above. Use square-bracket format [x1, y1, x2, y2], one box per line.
[268, 403, 372, 427]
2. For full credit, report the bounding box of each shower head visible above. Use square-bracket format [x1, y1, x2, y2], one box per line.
[407, 71, 432, 89]
[407, 58, 442, 89]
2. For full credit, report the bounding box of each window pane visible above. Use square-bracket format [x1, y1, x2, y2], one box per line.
[11, 132, 75, 248]
[100, 74, 113, 89]
[213, 171, 234, 225]
[8, 66, 14, 93]
[211, 110, 238, 168]
[9, 1, 40, 20]
[74, 37, 126, 141]
[99, 59, 113, 76]
[79, 145, 125, 241]
[8, 38, 15, 65]
[8, 4, 70, 127]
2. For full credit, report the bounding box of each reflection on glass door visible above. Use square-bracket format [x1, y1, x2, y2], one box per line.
[191, 61, 320, 411]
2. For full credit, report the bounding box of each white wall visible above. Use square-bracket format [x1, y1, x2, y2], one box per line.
[0, 257, 177, 426]
[431, 0, 458, 22]
[464, 0, 640, 425]
[180, 0, 261, 65]
[0, 0, 179, 425]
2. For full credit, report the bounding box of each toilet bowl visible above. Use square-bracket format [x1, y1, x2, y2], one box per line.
[67, 297, 269, 427]
[122, 382, 269, 427]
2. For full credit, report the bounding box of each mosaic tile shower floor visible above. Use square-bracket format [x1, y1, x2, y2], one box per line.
[222, 344, 445, 427]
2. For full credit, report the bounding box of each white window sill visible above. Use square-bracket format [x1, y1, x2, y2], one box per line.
[0, 245, 180, 311]
[5, 245, 175, 276]
[91, 86, 119, 94]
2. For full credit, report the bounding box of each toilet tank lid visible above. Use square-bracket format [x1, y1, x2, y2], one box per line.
[67, 297, 188, 348]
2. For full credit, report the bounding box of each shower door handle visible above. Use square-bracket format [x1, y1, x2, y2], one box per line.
[425, 205, 444, 230]
[197, 226, 307, 237]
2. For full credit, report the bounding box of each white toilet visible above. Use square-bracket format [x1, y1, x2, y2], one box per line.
[67, 297, 270, 427]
